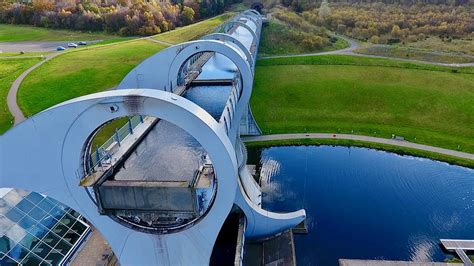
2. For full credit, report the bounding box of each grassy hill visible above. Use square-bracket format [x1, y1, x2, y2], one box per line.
[251, 55, 474, 154]
[18, 40, 166, 117]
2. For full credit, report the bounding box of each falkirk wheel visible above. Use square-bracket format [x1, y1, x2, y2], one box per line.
[0, 10, 305, 265]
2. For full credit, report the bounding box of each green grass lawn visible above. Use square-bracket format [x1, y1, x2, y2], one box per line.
[154, 13, 234, 44]
[0, 24, 116, 42]
[18, 40, 166, 117]
[0, 52, 50, 57]
[259, 21, 348, 56]
[355, 45, 474, 64]
[251, 55, 474, 154]
[0, 58, 42, 133]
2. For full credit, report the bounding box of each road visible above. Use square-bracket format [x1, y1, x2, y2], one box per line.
[0, 40, 101, 53]
[243, 133, 474, 161]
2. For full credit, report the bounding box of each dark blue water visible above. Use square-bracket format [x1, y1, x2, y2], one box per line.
[184, 85, 232, 120]
[248, 145, 474, 265]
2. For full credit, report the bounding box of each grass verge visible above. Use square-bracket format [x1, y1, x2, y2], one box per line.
[0, 58, 42, 134]
[257, 54, 474, 74]
[18, 40, 166, 117]
[153, 13, 234, 44]
[244, 138, 474, 169]
[0, 24, 115, 42]
[355, 45, 474, 64]
[251, 55, 474, 154]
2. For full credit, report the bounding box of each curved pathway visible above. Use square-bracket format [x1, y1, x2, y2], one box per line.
[7, 52, 61, 124]
[242, 133, 474, 160]
[260, 34, 474, 67]
[5, 37, 171, 126]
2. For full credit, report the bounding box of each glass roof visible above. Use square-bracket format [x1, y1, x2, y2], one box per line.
[0, 189, 90, 265]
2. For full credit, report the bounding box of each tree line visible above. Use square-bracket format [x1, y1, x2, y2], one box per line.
[0, 0, 240, 36]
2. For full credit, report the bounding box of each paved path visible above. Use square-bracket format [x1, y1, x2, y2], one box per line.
[260, 35, 474, 67]
[7, 52, 61, 124]
[243, 133, 474, 161]
[145, 36, 173, 46]
[70, 229, 114, 266]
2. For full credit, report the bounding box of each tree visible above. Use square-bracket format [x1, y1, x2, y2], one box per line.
[181, 6, 194, 25]
[369, 35, 380, 44]
[391, 25, 401, 38]
[318, 0, 331, 19]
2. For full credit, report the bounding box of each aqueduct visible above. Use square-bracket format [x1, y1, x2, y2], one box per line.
[0, 10, 305, 265]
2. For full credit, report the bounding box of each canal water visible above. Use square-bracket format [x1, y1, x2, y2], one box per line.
[247, 145, 474, 265]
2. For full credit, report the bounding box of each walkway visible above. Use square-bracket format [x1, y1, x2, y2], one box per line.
[441, 239, 474, 266]
[70, 229, 116, 266]
[260, 34, 474, 67]
[7, 52, 61, 124]
[242, 133, 474, 161]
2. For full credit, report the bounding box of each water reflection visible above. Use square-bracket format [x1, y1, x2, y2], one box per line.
[249, 145, 474, 265]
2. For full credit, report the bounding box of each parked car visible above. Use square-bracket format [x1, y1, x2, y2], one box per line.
[78, 41, 87, 45]
[56, 46, 66, 51]
[67, 43, 78, 48]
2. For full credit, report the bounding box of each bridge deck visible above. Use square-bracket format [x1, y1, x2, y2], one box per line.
[441, 239, 474, 250]
[440, 239, 474, 266]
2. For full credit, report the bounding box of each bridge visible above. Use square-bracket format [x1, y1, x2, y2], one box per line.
[0, 10, 306, 265]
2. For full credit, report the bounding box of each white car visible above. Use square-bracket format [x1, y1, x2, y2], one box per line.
[67, 43, 78, 48]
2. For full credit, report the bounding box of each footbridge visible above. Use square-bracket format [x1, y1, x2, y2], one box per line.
[0, 10, 305, 265]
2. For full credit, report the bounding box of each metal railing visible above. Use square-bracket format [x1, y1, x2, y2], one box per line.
[89, 115, 144, 172]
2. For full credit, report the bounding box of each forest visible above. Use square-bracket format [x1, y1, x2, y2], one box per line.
[265, 0, 473, 46]
[0, 0, 240, 36]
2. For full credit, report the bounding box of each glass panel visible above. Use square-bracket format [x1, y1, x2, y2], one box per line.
[18, 215, 36, 231]
[19, 233, 41, 250]
[25, 193, 44, 204]
[63, 230, 80, 246]
[16, 199, 35, 214]
[5, 224, 27, 243]
[51, 223, 68, 238]
[2, 191, 23, 207]
[28, 207, 47, 222]
[0, 254, 18, 265]
[0, 235, 16, 254]
[45, 249, 63, 265]
[49, 206, 65, 220]
[5, 208, 25, 223]
[59, 214, 74, 228]
[0, 199, 12, 214]
[45, 197, 60, 206]
[32, 241, 52, 258]
[70, 221, 87, 235]
[67, 209, 80, 219]
[27, 223, 49, 239]
[41, 232, 61, 248]
[53, 240, 71, 257]
[21, 252, 43, 266]
[39, 215, 58, 229]
[7, 243, 28, 261]
[37, 199, 55, 213]
[0, 215, 15, 234]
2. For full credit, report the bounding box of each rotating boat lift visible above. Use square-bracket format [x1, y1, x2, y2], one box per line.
[0, 10, 305, 265]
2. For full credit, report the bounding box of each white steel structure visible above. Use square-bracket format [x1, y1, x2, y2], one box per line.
[0, 10, 305, 265]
